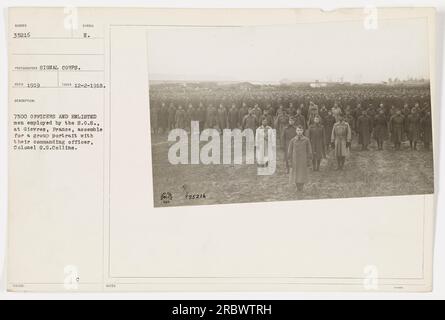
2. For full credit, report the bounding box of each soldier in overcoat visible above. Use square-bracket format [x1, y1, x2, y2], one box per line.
[406, 108, 421, 150]
[420, 110, 432, 150]
[307, 115, 326, 171]
[389, 110, 405, 150]
[373, 109, 388, 150]
[356, 110, 372, 150]
[282, 117, 297, 173]
[288, 125, 312, 192]
[331, 114, 352, 170]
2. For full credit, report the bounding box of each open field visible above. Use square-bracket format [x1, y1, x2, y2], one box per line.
[151, 133, 434, 207]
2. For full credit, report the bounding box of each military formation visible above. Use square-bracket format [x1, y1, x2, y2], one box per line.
[149, 83, 432, 192]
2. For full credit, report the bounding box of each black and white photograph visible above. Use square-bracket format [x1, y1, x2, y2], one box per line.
[3, 4, 442, 298]
[148, 20, 434, 207]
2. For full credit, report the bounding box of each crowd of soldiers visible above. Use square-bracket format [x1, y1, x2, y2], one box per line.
[149, 83, 432, 191]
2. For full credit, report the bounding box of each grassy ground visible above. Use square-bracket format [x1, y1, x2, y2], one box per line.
[151, 132, 434, 207]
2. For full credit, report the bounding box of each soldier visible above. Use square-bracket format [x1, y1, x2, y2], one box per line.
[323, 110, 336, 150]
[216, 104, 228, 132]
[389, 109, 405, 150]
[238, 102, 249, 126]
[275, 109, 289, 148]
[167, 103, 177, 130]
[288, 125, 312, 192]
[308, 109, 322, 127]
[420, 102, 430, 118]
[150, 103, 159, 135]
[242, 108, 257, 133]
[158, 102, 169, 134]
[300, 103, 308, 120]
[275, 105, 285, 117]
[331, 114, 352, 170]
[319, 105, 328, 121]
[206, 103, 218, 129]
[420, 110, 432, 150]
[332, 102, 342, 122]
[256, 117, 273, 168]
[354, 103, 363, 121]
[265, 103, 274, 120]
[366, 104, 376, 126]
[175, 105, 187, 129]
[356, 110, 372, 150]
[413, 102, 421, 114]
[345, 105, 352, 118]
[307, 102, 319, 124]
[307, 115, 326, 171]
[186, 103, 197, 132]
[294, 108, 307, 131]
[263, 109, 274, 128]
[406, 108, 421, 150]
[344, 110, 355, 135]
[228, 103, 239, 130]
[373, 109, 388, 150]
[196, 102, 206, 132]
[288, 102, 296, 117]
[378, 103, 385, 117]
[402, 103, 411, 139]
[389, 105, 397, 119]
[252, 104, 263, 126]
[283, 117, 297, 173]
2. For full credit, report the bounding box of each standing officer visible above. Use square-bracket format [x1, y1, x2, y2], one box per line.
[331, 114, 352, 170]
[389, 109, 405, 150]
[307, 115, 326, 171]
[356, 110, 372, 150]
[282, 117, 297, 173]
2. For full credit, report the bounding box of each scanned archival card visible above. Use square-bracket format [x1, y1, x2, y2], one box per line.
[147, 22, 434, 207]
[7, 7, 437, 292]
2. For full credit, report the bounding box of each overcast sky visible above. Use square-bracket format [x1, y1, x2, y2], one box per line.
[146, 18, 430, 83]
